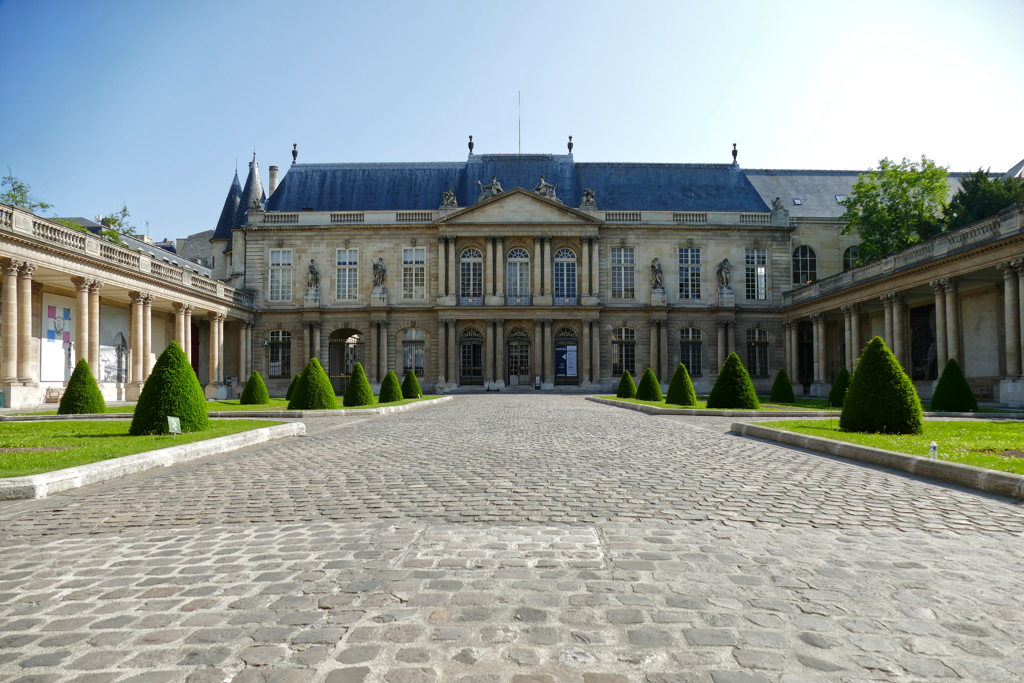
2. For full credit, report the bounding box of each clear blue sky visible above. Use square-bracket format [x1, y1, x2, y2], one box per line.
[1, 0, 1022, 242]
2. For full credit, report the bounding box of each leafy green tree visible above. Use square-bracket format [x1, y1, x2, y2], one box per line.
[929, 358, 978, 413]
[769, 367, 796, 404]
[401, 368, 422, 399]
[636, 368, 663, 402]
[1, 169, 52, 213]
[58, 359, 106, 415]
[840, 337, 922, 434]
[100, 203, 138, 236]
[840, 156, 949, 263]
[615, 369, 636, 399]
[130, 341, 208, 435]
[665, 363, 697, 407]
[828, 367, 851, 408]
[379, 370, 403, 403]
[239, 371, 270, 405]
[944, 168, 1024, 231]
[53, 218, 86, 232]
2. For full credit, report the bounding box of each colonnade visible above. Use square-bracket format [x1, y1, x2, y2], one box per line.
[999, 260, 1024, 379]
[1, 259, 36, 383]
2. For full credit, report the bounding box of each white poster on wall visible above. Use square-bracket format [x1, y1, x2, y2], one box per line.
[40, 293, 76, 381]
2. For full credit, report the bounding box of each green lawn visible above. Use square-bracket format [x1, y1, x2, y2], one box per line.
[13, 396, 436, 415]
[756, 419, 1024, 474]
[597, 396, 835, 411]
[0, 419, 283, 478]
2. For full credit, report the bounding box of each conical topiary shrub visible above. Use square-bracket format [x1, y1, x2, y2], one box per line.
[930, 358, 978, 413]
[342, 362, 374, 407]
[707, 352, 760, 410]
[286, 371, 308, 410]
[379, 370, 403, 403]
[289, 358, 337, 410]
[828, 367, 851, 408]
[840, 337, 922, 434]
[129, 341, 208, 435]
[769, 367, 796, 404]
[239, 371, 270, 405]
[616, 369, 637, 399]
[636, 367, 663, 402]
[666, 362, 698, 407]
[285, 372, 302, 401]
[58, 359, 106, 415]
[401, 368, 422, 399]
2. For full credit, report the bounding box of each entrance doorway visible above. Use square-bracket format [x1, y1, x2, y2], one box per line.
[459, 328, 484, 385]
[798, 324, 813, 393]
[328, 329, 364, 394]
[506, 327, 531, 386]
[554, 327, 579, 386]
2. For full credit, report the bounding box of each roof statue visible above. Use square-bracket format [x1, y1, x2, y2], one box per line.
[292, 144, 298, 165]
[567, 135, 573, 154]
[771, 196, 784, 211]
[717, 258, 732, 289]
[580, 188, 596, 208]
[372, 257, 387, 288]
[651, 258, 664, 291]
[533, 175, 561, 203]
[307, 259, 320, 291]
[468, 135, 474, 155]
[477, 176, 503, 203]
[440, 188, 458, 209]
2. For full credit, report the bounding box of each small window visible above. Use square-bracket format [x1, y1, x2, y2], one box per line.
[268, 330, 292, 378]
[843, 246, 859, 271]
[678, 248, 701, 300]
[792, 245, 817, 285]
[403, 247, 426, 299]
[336, 248, 358, 300]
[745, 248, 767, 300]
[746, 328, 769, 377]
[792, 198, 802, 206]
[269, 249, 293, 302]
[611, 247, 635, 299]
[612, 327, 636, 377]
[680, 327, 702, 377]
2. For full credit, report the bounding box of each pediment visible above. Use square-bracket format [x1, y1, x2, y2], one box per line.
[437, 187, 600, 225]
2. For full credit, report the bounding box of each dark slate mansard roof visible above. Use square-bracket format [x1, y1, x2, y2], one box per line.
[212, 159, 265, 250]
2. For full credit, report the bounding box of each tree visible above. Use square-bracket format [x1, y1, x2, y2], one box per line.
[100, 203, 138, 237]
[929, 358, 978, 413]
[379, 370, 403, 403]
[707, 353, 760, 410]
[1, 169, 52, 213]
[944, 168, 1024, 232]
[840, 156, 949, 263]
[58, 359, 106, 415]
[666, 363, 697, 407]
[129, 341, 208, 435]
[839, 337, 922, 434]
[288, 358, 336, 410]
[342, 362, 374, 407]
[401, 368, 422, 399]
[615, 370, 636, 399]
[769, 368, 796, 404]
[636, 368, 663, 402]
[239, 371, 270, 405]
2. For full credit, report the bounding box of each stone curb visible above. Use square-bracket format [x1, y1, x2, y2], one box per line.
[0, 422, 305, 501]
[730, 422, 1024, 500]
[0, 395, 453, 422]
[585, 396, 830, 417]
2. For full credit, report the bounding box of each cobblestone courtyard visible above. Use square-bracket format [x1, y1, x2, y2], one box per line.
[2, 395, 1024, 683]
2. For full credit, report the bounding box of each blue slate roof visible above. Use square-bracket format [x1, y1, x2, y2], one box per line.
[211, 171, 242, 242]
[266, 154, 772, 213]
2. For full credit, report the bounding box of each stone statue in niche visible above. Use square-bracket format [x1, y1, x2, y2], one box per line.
[372, 257, 387, 288]
[476, 176, 503, 202]
[307, 259, 320, 291]
[651, 258, 664, 291]
[771, 196, 784, 211]
[717, 258, 732, 289]
[440, 188, 458, 208]
[579, 188, 596, 208]
[533, 175, 559, 201]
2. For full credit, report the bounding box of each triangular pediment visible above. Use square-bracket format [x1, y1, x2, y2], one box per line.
[437, 187, 601, 224]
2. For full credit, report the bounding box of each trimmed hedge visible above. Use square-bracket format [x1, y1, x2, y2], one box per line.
[286, 372, 308, 410]
[239, 371, 270, 405]
[289, 358, 337, 410]
[840, 336, 923, 434]
[343, 362, 374, 407]
[401, 368, 422, 399]
[828, 367, 851, 408]
[930, 358, 978, 412]
[768, 367, 796, 404]
[285, 373, 302, 401]
[58, 359, 106, 415]
[379, 370, 403, 403]
[129, 341, 208, 435]
[636, 368, 663, 402]
[707, 353, 760, 410]
[616, 369, 637, 399]
[666, 362, 698, 407]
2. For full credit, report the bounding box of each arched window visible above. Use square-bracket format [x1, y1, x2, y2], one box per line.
[268, 330, 292, 378]
[554, 327, 579, 385]
[459, 327, 483, 384]
[792, 246, 817, 284]
[402, 328, 425, 376]
[746, 328, 769, 377]
[554, 248, 577, 305]
[506, 247, 530, 304]
[612, 327, 636, 377]
[680, 328, 702, 377]
[460, 248, 483, 304]
[843, 246, 859, 271]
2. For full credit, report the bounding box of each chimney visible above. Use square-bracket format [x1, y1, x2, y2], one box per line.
[268, 166, 279, 196]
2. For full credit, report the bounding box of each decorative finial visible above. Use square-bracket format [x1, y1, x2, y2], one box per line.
[292, 144, 298, 164]
[567, 135, 573, 154]
[468, 135, 474, 155]
[732, 143, 737, 164]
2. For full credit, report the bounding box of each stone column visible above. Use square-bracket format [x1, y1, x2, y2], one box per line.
[245, 322, 253, 378]
[810, 313, 821, 383]
[484, 237, 494, 298]
[781, 321, 790, 377]
[1003, 262, 1021, 377]
[183, 305, 193, 365]
[543, 237, 553, 296]
[447, 238, 457, 298]
[592, 238, 601, 299]
[581, 320, 591, 384]
[717, 322, 727, 370]
[447, 320, 457, 386]
[239, 320, 248, 383]
[931, 280, 947, 368]
[892, 293, 906, 369]
[437, 319, 447, 385]
[495, 236, 504, 300]
[592, 322, 602, 386]
[17, 263, 34, 383]
[89, 281, 101, 377]
[72, 277, 90, 366]
[659, 320, 668, 381]
[1, 260, 19, 381]
[727, 321, 736, 359]
[173, 303, 187, 349]
[851, 304, 862, 369]
[840, 307, 851, 370]
[1018, 262, 1024, 376]
[367, 322, 378, 382]
[543, 319, 553, 386]
[129, 292, 144, 385]
[207, 313, 219, 387]
[882, 294, 894, 351]
[484, 319, 494, 385]
[581, 237, 591, 297]
[142, 295, 154, 379]
[495, 319, 504, 386]
[649, 321, 659, 377]
[532, 237, 542, 297]
[944, 277, 960, 363]
[380, 322, 389, 376]
[311, 322, 321, 364]
[438, 236, 448, 296]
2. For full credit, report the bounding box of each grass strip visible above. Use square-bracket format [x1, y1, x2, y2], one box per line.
[14, 396, 435, 416]
[596, 396, 835, 411]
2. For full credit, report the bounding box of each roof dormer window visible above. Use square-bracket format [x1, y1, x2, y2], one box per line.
[793, 198, 802, 206]
[835, 195, 846, 202]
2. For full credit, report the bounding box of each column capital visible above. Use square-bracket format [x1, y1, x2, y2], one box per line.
[438, 235, 448, 244]
[129, 290, 145, 304]
[533, 235, 542, 243]
[534, 317, 553, 325]
[31, 281, 44, 295]
[1000, 261, 1019, 277]
[717, 320, 728, 330]
[142, 293, 155, 305]
[88, 279, 102, 293]
[183, 303, 194, 314]
[439, 317, 456, 325]
[485, 235, 494, 243]
[810, 312, 823, 321]
[485, 318, 502, 325]
[938, 276, 960, 291]
[850, 302, 862, 313]
[494, 235, 504, 243]
[17, 261, 35, 277]
[929, 279, 944, 291]
[172, 302, 187, 313]
[1010, 258, 1024, 272]
[541, 235, 552, 243]
[71, 276, 90, 292]
[310, 321, 322, 330]
[0, 258, 19, 276]
[879, 294, 892, 305]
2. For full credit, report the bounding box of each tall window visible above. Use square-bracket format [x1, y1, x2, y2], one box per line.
[680, 328, 702, 377]
[745, 248, 767, 300]
[269, 249, 292, 302]
[402, 328, 425, 376]
[843, 245, 859, 271]
[554, 248, 577, 304]
[506, 247, 530, 302]
[792, 246, 817, 284]
[611, 247, 634, 299]
[612, 327, 636, 376]
[746, 328, 769, 377]
[336, 248, 358, 300]
[460, 248, 483, 304]
[268, 330, 291, 378]
[403, 247, 426, 299]
[678, 248, 701, 300]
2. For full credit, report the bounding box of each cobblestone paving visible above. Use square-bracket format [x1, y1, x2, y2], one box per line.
[2, 395, 1024, 683]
